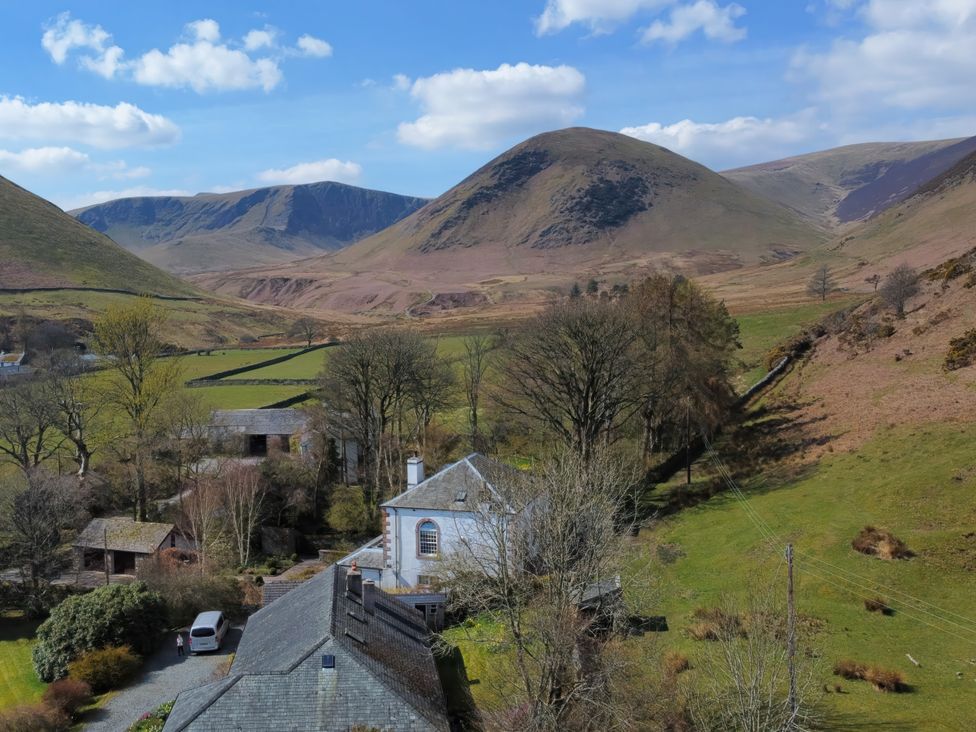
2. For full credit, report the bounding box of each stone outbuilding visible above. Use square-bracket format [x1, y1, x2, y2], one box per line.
[74, 517, 188, 575]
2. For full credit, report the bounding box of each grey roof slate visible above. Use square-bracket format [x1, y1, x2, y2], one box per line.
[382, 453, 522, 511]
[74, 518, 174, 554]
[164, 565, 449, 732]
[337, 537, 385, 571]
[211, 408, 308, 435]
[260, 579, 304, 607]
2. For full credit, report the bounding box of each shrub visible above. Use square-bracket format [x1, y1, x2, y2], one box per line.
[68, 645, 141, 693]
[127, 701, 174, 732]
[327, 485, 370, 534]
[0, 703, 68, 732]
[137, 557, 242, 628]
[687, 607, 743, 641]
[833, 659, 910, 693]
[32, 581, 165, 682]
[864, 598, 894, 616]
[944, 329, 976, 372]
[663, 650, 690, 676]
[852, 526, 913, 560]
[42, 678, 92, 718]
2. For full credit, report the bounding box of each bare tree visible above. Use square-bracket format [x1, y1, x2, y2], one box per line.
[46, 353, 104, 478]
[0, 379, 62, 473]
[497, 300, 641, 462]
[440, 449, 641, 730]
[182, 473, 226, 572]
[158, 391, 213, 512]
[880, 263, 919, 317]
[807, 264, 835, 302]
[687, 582, 823, 732]
[290, 317, 319, 348]
[94, 298, 182, 520]
[461, 334, 498, 451]
[409, 351, 455, 454]
[0, 469, 87, 617]
[864, 273, 881, 292]
[218, 464, 265, 567]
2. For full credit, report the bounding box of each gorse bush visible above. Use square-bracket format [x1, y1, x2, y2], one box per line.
[68, 646, 141, 693]
[852, 526, 913, 560]
[944, 329, 976, 372]
[32, 581, 166, 681]
[833, 659, 910, 693]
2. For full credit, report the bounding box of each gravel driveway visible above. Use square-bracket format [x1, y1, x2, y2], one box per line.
[83, 627, 243, 732]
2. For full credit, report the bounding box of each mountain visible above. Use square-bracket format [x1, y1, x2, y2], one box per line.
[724, 136, 976, 230]
[0, 174, 195, 295]
[195, 128, 824, 313]
[71, 181, 428, 275]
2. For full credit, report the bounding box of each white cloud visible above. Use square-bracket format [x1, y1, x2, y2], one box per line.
[243, 28, 277, 51]
[0, 146, 89, 174]
[397, 62, 585, 150]
[0, 96, 180, 149]
[296, 34, 333, 58]
[620, 112, 819, 168]
[641, 1, 747, 44]
[535, 0, 672, 35]
[42, 12, 124, 79]
[392, 73, 411, 91]
[90, 160, 152, 180]
[131, 20, 282, 93]
[793, 0, 976, 112]
[61, 186, 195, 211]
[256, 158, 362, 185]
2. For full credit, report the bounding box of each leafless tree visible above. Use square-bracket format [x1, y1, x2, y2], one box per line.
[0, 379, 62, 473]
[807, 264, 835, 302]
[461, 333, 499, 451]
[409, 351, 456, 453]
[439, 448, 643, 731]
[496, 300, 641, 462]
[290, 317, 319, 348]
[880, 263, 919, 317]
[687, 581, 823, 732]
[94, 298, 182, 520]
[0, 469, 87, 616]
[158, 391, 213, 512]
[45, 353, 104, 478]
[182, 473, 227, 573]
[218, 464, 265, 567]
[864, 273, 881, 292]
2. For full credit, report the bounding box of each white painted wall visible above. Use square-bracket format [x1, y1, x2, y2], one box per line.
[382, 506, 481, 590]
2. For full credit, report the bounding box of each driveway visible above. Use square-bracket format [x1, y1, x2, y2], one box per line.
[83, 627, 243, 732]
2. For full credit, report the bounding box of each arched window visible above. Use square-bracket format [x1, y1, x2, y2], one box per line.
[418, 521, 439, 556]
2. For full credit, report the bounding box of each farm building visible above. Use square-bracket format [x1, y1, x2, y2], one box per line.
[0, 351, 27, 379]
[74, 517, 190, 575]
[209, 408, 359, 482]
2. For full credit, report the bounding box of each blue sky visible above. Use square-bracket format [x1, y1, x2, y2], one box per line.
[1, 1, 974, 209]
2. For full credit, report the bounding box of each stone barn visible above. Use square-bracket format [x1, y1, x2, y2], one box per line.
[74, 518, 188, 575]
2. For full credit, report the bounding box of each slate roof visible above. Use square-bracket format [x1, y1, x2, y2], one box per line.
[164, 565, 449, 732]
[382, 453, 522, 512]
[259, 579, 304, 607]
[337, 536, 385, 571]
[211, 408, 308, 435]
[74, 518, 174, 554]
[0, 352, 25, 365]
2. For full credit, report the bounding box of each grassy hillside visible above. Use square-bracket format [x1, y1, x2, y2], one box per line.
[0, 175, 195, 295]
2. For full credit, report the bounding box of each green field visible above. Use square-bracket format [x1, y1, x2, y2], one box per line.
[192, 385, 310, 409]
[236, 348, 331, 381]
[734, 297, 860, 389]
[0, 615, 44, 710]
[637, 422, 976, 730]
[174, 348, 301, 381]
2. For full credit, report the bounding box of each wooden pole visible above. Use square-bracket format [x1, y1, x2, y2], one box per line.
[103, 527, 110, 586]
[685, 400, 692, 485]
[786, 543, 798, 719]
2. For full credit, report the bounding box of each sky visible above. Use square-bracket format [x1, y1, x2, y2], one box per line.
[1, 0, 975, 210]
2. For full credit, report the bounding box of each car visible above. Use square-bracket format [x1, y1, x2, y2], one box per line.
[189, 611, 229, 654]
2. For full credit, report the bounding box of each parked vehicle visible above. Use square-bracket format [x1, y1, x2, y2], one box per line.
[189, 611, 229, 653]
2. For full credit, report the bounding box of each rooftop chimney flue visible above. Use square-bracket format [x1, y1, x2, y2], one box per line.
[363, 579, 377, 614]
[346, 560, 362, 597]
[407, 456, 425, 491]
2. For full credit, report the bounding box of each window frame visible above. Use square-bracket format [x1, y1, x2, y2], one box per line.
[416, 519, 440, 558]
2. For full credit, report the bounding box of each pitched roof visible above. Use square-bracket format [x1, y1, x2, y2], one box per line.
[337, 536, 385, 571]
[210, 408, 308, 435]
[164, 565, 449, 732]
[259, 580, 304, 607]
[0, 352, 24, 365]
[381, 453, 522, 512]
[74, 518, 174, 554]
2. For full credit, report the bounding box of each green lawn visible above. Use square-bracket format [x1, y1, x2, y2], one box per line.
[237, 348, 331, 381]
[0, 614, 44, 710]
[734, 297, 861, 389]
[191, 385, 310, 409]
[637, 422, 976, 730]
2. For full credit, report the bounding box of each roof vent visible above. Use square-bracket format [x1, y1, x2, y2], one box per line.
[344, 629, 366, 645]
[454, 489, 467, 503]
[321, 654, 335, 670]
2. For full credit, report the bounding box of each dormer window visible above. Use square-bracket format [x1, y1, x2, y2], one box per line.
[418, 521, 439, 557]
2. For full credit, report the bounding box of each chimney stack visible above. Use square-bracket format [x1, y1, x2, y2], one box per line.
[346, 560, 362, 597]
[407, 456, 425, 490]
[362, 579, 377, 614]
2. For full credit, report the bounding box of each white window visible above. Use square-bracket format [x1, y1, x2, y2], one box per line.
[418, 521, 439, 556]
[417, 574, 436, 587]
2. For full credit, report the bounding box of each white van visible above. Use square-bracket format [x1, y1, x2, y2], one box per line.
[189, 611, 229, 654]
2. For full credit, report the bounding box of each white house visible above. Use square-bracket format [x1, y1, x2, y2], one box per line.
[338, 453, 522, 628]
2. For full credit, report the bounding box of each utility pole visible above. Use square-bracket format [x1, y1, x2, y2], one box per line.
[685, 399, 692, 485]
[786, 543, 798, 720]
[103, 527, 110, 586]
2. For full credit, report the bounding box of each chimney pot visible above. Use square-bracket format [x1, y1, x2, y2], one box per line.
[363, 579, 377, 614]
[346, 561, 362, 597]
